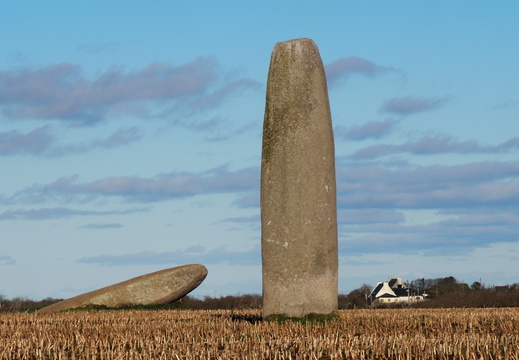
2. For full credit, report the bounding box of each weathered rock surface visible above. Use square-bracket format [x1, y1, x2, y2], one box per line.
[261, 38, 338, 317]
[40, 264, 207, 312]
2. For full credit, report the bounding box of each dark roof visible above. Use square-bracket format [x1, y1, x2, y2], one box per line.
[388, 278, 407, 289]
[388, 278, 398, 288]
[393, 288, 409, 297]
[375, 288, 409, 298]
[370, 279, 411, 300]
[370, 283, 383, 297]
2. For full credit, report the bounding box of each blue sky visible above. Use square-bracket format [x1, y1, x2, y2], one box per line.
[1, 2, 519, 300]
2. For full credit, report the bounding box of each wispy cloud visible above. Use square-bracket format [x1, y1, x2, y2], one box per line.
[325, 56, 396, 88]
[79, 223, 123, 229]
[220, 214, 260, 231]
[181, 78, 260, 113]
[51, 127, 143, 156]
[348, 134, 519, 159]
[205, 121, 257, 142]
[0, 58, 259, 125]
[0, 126, 54, 156]
[6, 165, 259, 204]
[334, 119, 399, 141]
[221, 214, 260, 224]
[491, 99, 519, 110]
[88, 127, 142, 149]
[0, 126, 143, 157]
[338, 209, 405, 224]
[233, 193, 260, 209]
[0, 256, 16, 265]
[341, 211, 519, 256]
[337, 160, 519, 210]
[0, 207, 148, 220]
[77, 245, 260, 266]
[179, 115, 257, 142]
[379, 95, 449, 115]
[223, 160, 519, 256]
[7, 159, 519, 217]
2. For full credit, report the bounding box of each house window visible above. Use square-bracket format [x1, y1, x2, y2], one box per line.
[387, 299, 391, 302]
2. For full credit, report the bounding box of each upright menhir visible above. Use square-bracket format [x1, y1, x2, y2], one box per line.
[261, 38, 338, 317]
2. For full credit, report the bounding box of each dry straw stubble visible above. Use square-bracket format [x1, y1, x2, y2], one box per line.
[1, 308, 519, 359]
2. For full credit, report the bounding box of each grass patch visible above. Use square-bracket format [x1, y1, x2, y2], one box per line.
[264, 312, 338, 324]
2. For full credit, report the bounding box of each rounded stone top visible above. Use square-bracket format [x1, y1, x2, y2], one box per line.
[275, 37, 315, 45]
[272, 38, 319, 59]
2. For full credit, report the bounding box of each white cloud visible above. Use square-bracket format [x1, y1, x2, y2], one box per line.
[5, 165, 259, 204]
[337, 160, 519, 209]
[325, 56, 396, 88]
[0, 127, 54, 155]
[0, 59, 259, 125]
[340, 210, 519, 256]
[334, 119, 399, 141]
[379, 95, 449, 115]
[338, 209, 405, 224]
[52, 127, 143, 155]
[348, 134, 519, 159]
[0, 126, 143, 157]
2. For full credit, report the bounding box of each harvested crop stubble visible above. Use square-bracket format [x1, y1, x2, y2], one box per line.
[1, 308, 518, 359]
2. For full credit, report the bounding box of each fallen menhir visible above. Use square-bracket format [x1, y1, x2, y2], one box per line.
[40, 264, 207, 312]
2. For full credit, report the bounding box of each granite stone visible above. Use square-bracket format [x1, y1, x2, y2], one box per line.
[261, 38, 338, 317]
[40, 264, 207, 312]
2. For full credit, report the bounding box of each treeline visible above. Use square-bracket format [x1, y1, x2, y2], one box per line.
[0, 294, 264, 313]
[341, 276, 519, 309]
[0, 296, 59, 313]
[2, 276, 519, 312]
[410, 276, 519, 308]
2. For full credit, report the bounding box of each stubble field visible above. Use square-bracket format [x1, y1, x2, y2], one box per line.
[1, 307, 518, 359]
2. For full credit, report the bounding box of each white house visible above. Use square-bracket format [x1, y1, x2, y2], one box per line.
[369, 277, 427, 305]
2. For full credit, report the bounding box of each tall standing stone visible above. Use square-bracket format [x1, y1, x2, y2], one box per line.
[261, 38, 338, 317]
